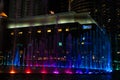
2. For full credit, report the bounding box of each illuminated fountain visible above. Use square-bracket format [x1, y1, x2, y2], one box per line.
[2, 12, 112, 74]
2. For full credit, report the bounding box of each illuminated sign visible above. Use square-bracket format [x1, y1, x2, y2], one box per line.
[82, 25, 92, 29]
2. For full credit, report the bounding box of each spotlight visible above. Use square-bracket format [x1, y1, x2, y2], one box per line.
[25, 69, 31, 74]
[10, 70, 16, 74]
[41, 70, 47, 74]
[25, 68, 32, 74]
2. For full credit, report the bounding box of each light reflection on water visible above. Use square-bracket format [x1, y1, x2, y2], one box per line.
[0, 74, 113, 80]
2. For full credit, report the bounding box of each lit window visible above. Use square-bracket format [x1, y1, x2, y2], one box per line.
[82, 37, 85, 40]
[43, 57, 48, 60]
[28, 31, 31, 34]
[92, 55, 95, 60]
[58, 42, 62, 46]
[58, 29, 62, 32]
[65, 28, 69, 31]
[18, 32, 23, 35]
[10, 32, 14, 35]
[47, 29, 51, 33]
[58, 58, 60, 60]
[117, 52, 120, 54]
[37, 30, 41, 33]
[81, 42, 84, 45]
[108, 19, 111, 22]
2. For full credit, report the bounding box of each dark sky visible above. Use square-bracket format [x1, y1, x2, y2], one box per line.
[48, 0, 59, 12]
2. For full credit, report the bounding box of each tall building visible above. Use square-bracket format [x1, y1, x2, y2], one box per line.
[71, 0, 96, 13]
[8, 0, 69, 19]
[9, 0, 48, 18]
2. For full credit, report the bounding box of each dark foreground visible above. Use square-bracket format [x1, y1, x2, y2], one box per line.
[0, 71, 119, 80]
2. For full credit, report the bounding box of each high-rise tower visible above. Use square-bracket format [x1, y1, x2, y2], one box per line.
[9, 0, 48, 18]
[71, 0, 101, 25]
[9, 0, 69, 19]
